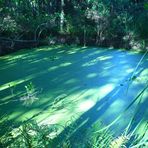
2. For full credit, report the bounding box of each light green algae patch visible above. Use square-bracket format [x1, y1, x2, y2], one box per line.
[0, 46, 147, 137]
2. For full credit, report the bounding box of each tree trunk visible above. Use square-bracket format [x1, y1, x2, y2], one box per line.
[83, 25, 86, 47]
[60, 0, 65, 33]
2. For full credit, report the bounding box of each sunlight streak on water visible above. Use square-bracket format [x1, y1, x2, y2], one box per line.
[98, 84, 115, 98]
[78, 100, 95, 111]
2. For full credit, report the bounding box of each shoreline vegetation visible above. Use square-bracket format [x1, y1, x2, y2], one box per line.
[0, 1, 148, 55]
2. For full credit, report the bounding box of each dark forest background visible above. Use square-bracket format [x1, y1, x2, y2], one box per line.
[0, 0, 148, 55]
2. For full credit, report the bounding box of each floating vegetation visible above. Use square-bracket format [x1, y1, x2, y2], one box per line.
[20, 82, 40, 106]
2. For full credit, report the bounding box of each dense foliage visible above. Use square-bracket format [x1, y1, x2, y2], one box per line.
[0, 0, 148, 54]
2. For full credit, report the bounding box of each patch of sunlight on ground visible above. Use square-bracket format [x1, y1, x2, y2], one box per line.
[39, 110, 79, 125]
[126, 68, 134, 73]
[64, 78, 77, 84]
[75, 84, 115, 113]
[98, 56, 112, 61]
[87, 73, 98, 78]
[98, 84, 115, 97]
[60, 62, 72, 67]
[139, 68, 148, 78]
[0, 77, 32, 91]
[48, 66, 59, 71]
[0, 68, 50, 91]
[38, 87, 112, 125]
[128, 50, 141, 55]
[87, 49, 105, 56]
[37, 46, 56, 51]
[67, 47, 83, 54]
[40, 113, 89, 139]
[133, 68, 148, 85]
[78, 100, 95, 111]
[0, 54, 25, 61]
[73, 84, 115, 106]
[82, 56, 113, 67]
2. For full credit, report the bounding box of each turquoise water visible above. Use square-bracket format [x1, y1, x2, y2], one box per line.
[0, 46, 148, 138]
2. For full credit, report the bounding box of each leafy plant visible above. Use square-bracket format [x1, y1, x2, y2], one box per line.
[20, 82, 39, 106]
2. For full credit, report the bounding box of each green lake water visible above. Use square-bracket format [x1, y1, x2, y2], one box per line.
[0, 45, 148, 138]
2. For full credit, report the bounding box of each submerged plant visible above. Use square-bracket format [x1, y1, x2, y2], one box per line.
[20, 82, 39, 106]
[25, 82, 35, 94]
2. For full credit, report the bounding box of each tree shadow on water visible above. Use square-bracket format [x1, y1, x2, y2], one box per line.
[50, 66, 148, 147]
[51, 78, 137, 146]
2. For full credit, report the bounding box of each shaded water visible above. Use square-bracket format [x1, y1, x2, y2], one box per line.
[0, 46, 148, 143]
